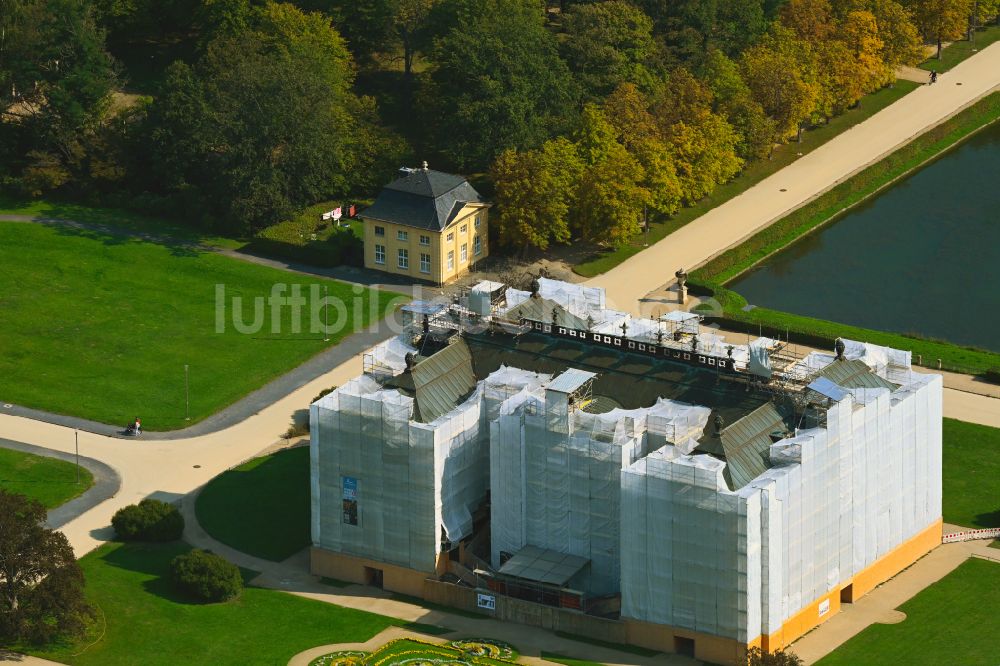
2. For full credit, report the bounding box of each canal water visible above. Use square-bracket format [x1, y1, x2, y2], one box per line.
[728, 121, 1000, 353]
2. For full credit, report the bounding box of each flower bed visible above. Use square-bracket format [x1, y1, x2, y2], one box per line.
[309, 638, 519, 666]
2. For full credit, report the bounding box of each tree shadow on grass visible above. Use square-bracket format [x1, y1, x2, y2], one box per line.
[973, 508, 1000, 528]
[46, 219, 204, 258]
[96, 540, 260, 605]
[195, 448, 311, 562]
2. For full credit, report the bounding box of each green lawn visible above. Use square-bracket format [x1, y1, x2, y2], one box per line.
[918, 24, 1000, 72]
[816, 558, 1000, 666]
[0, 446, 93, 508]
[541, 653, 606, 666]
[0, 222, 401, 430]
[22, 541, 397, 666]
[0, 195, 241, 249]
[0, 194, 367, 267]
[573, 81, 920, 277]
[943, 419, 1000, 529]
[195, 447, 311, 561]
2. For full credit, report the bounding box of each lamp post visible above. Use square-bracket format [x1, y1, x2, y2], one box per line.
[323, 285, 330, 342]
[75, 431, 80, 484]
[185, 364, 190, 421]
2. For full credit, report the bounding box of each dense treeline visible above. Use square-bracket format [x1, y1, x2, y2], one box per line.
[0, 0, 997, 237]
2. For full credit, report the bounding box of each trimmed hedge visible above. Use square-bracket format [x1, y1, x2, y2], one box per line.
[169, 549, 243, 602]
[111, 499, 185, 542]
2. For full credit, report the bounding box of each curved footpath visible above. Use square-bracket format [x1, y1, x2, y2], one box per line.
[0, 438, 120, 529]
[0, 338, 373, 558]
[590, 42, 1000, 315]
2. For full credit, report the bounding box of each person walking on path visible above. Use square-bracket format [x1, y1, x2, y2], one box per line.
[930, 70, 938, 84]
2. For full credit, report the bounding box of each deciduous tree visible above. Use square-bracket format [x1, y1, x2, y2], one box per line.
[746, 646, 804, 666]
[0, 490, 93, 646]
[602, 84, 682, 215]
[700, 49, 775, 159]
[422, 0, 577, 170]
[142, 2, 398, 231]
[842, 0, 923, 69]
[780, 0, 836, 40]
[560, 0, 657, 100]
[838, 9, 891, 89]
[740, 26, 820, 141]
[663, 111, 743, 203]
[0, 0, 117, 188]
[491, 138, 584, 252]
[648, 69, 743, 201]
[573, 142, 648, 248]
[904, 0, 973, 59]
[570, 104, 650, 247]
[391, 0, 439, 78]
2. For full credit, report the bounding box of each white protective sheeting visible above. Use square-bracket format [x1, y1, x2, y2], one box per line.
[645, 398, 712, 449]
[620, 449, 756, 640]
[798, 339, 913, 384]
[490, 386, 662, 595]
[364, 335, 419, 374]
[503, 278, 607, 324]
[311, 355, 492, 571]
[309, 303, 942, 648]
[423, 387, 486, 542]
[619, 373, 942, 643]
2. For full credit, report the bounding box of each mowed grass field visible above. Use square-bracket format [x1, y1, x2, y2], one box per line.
[23, 541, 397, 666]
[195, 446, 311, 561]
[0, 446, 93, 508]
[816, 557, 1000, 666]
[0, 223, 402, 430]
[942, 418, 1000, 528]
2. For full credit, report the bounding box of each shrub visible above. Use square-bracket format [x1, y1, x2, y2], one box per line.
[984, 368, 1000, 385]
[169, 549, 243, 602]
[111, 499, 185, 541]
[312, 386, 337, 404]
[746, 646, 803, 665]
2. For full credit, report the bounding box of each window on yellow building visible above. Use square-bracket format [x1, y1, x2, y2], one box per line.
[397, 248, 409, 269]
[419, 235, 430, 246]
[447, 250, 455, 271]
[375, 226, 385, 236]
[447, 232, 454, 242]
[460, 243, 468, 263]
[474, 235, 482, 256]
[374, 244, 385, 265]
[397, 230, 408, 242]
[420, 253, 431, 273]
[475, 215, 481, 228]
[460, 224, 467, 234]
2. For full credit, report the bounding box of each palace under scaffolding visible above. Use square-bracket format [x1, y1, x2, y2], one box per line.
[310, 278, 942, 664]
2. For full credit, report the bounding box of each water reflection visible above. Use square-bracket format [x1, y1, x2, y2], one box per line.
[729, 122, 1000, 352]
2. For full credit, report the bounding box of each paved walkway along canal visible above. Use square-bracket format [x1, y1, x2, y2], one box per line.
[729, 120, 1000, 353]
[590, 42, 1000, 317]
